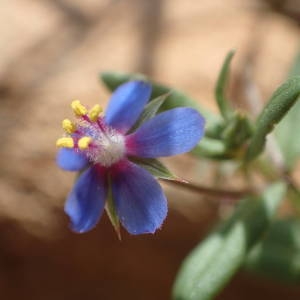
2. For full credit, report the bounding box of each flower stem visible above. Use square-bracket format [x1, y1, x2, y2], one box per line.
[161, 179, 251, 200]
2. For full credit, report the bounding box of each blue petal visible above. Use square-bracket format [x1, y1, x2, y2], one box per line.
[56, 148, 88, 171]
[111, 161, 167, 235]
[65, 167, 107, 233]
[105, 81, 152, 133]
[126, 108, 205, 157]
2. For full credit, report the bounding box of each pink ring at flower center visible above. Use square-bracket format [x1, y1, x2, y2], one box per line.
[75, 117, 125, 167]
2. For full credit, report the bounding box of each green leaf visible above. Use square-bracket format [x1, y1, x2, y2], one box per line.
[244, 218, 300, 283]
[172, 182, 286, 300]
[191, 137, 230, 159]
[275, 52, 300, 170]
[129, 93, 170, 133]
[105, 176, 121, 240]
[289, 52, 300, 78]
[129, 156, 179, 181]
[215, 50, 235, 120]
[245, 76, 300, 162]
[100, 71, 222, 130]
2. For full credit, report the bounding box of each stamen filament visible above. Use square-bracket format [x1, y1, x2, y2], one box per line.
[97, 119, 107, 134]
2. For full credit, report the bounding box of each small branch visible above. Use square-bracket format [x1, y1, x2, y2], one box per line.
[161, 179, 251, 200]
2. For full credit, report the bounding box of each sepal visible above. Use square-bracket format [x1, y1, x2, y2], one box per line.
[105, 176, 121, 240]
[129, 156, 181, 181]
[129, 93, 170, 133]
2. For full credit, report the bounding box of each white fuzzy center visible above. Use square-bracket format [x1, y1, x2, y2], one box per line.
[76, 119, 126, 167]
[93, 131, 125, 167]
[80, 123, 125, 167]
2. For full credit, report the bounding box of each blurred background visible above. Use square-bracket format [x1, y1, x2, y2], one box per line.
[1, 0, 300, 299]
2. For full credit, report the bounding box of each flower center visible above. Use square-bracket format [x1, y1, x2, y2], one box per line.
[84, 121, 125, 167]
[56, 101, 125, 167]
[76, 119, 125, 167]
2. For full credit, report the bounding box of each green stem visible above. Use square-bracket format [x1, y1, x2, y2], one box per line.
[161, 179, 251, 200]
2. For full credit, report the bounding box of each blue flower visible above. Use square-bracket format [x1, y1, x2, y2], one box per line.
[56, 81, 205, 234]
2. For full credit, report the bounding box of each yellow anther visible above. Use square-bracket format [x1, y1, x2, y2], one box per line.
[78, 136, 92, 150]
[62, 119, 76, 134]
[56, 137, 74, 148]
[71, 100, 87, 116]
[88, 104, 103, 122]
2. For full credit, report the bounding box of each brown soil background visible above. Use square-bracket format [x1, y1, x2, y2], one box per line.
[1, 0, 300, 299]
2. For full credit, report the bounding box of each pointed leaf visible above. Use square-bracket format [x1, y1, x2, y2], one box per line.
[245, 76, 300, 162]
[172, 182, 286, 300]
[275, 52, 300, 170]
[215, 50, 235, 120]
